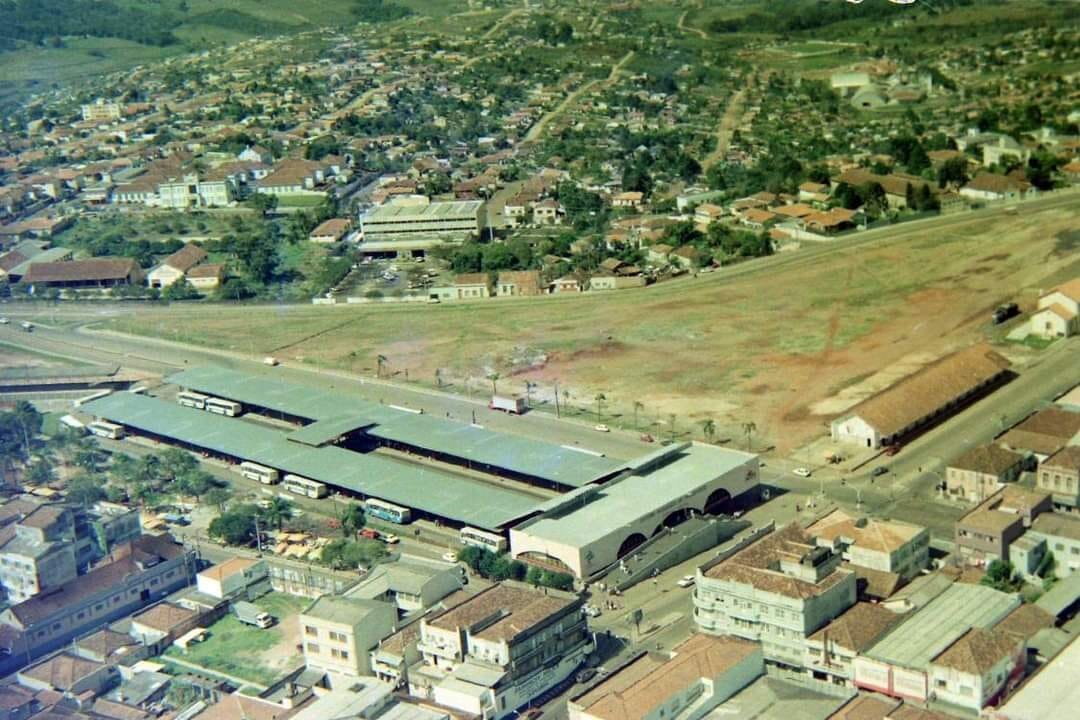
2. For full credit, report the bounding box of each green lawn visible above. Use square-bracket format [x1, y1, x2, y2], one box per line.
[276, 194, 330, 208]
[163, 592, 308, 686]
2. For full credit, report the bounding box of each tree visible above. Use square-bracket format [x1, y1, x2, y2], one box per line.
[742, 422, 756, 452]
[25, 458, 55, 486]
[488, 372, 500, 396]
[259, 496, 294, 530]
[159, 448, 198, 484]
[320, 538, 387, 570]
[175, 470, 213, 500]
[937, 156, 969, 189]
[981, 559, 1022, 592]
[701, 418, 716, 443]
[208, 505, 259, 546]
[204, 486, 231, 510]
[163, 279, 200, 301]
[68, 475, 106, 506]
[11, 401, 42, 460]
[73, 445, 107, 472]
[594, 393, 606, 423]
[248, 192, 278, 216]
[337, 503, 366, 538]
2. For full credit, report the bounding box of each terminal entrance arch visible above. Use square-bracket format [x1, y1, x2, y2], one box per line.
[617, 532, 647, 558]
[704, 488, 732, 515]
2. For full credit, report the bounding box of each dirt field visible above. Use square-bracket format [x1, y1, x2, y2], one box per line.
[108, 203, 1080, 453]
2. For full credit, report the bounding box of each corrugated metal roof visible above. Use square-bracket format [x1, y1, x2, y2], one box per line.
[81, 393, 541, 530]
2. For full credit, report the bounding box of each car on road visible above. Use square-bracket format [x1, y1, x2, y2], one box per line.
[871, 466, 889, 477]
[516, 709, 543, 720]
[19, 321, 32, 332]
[594, 424, 610, 433]
[676, 575, 696, 588]
[442, 551, 459, 563]
[885, 445, 902, 456]
[0, 317, 8, 324]
[581, 604, 601, 618]
[793, 467, 812, 478]
[382, 534, 400, 544]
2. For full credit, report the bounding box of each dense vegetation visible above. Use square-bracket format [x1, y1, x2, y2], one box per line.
[0, 0, 179, 50]
[706, 0, 973, 35]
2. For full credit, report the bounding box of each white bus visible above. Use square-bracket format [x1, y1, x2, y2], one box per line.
[205, 398, 243, 417]
[88, 421, 124, 440]
[283, 474, 328, 499]
[240, 461, 279, 485]
[364, 499, 412, 524]
[177, 391, 210, 410]
[460, 526, 508, 553]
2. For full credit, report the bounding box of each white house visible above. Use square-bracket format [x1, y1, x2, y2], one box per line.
[926, 627, 1021, 712]
[195, 557, 270, 600]
[1030, 278, 1080, 339]
[959, 173, 1038, 202]
[146, 244, 208, 289]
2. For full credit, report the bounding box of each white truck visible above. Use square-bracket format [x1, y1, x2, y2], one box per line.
[233, 601, 274, 629]
[489, 394, 526, 414]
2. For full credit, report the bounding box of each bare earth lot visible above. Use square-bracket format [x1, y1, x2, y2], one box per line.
[108, 204, 1079, 453]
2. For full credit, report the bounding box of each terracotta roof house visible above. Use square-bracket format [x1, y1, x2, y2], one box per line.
[496, 270, 542, 297]
[309, 218, 352, 243]
[146, 244, 207, 289]
[960, 172, 1038, 202]
[1001, 408, 1080, 460]
[945, 444, 1027, 503]
[805, 602, 902, 685]
[927, 627, 1022, 712]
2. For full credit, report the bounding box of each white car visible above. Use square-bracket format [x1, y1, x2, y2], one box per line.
[382, 534, 400, 545]
[0, 317, 8, 324]
[793, 467, 812, 478]
[442, 551, 459, 563]
[676, 575, 696, 588]
[594, 424, 610, 433]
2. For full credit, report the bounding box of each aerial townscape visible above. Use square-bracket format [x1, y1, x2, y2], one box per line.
[0, 1, 1079, 719]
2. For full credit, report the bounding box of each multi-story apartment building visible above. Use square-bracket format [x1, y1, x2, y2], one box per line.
[803, 602, 902, 686]
[416, 582, 590, 719]
[157, 175, 235, 209]
[0, 506, 79, 604]
[299, 596, 397, 678]
[1037, 446, 1080, 512]
[954, 486, 1052, 565]
[694, 524, 856, 668]
[0, 534, 195, 675]
[1026, 512, 1080, 577]
[807, 509, 930, 581]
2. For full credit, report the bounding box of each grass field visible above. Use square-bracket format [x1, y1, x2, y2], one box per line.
[164, 592, 308, 686]
[107, 200, 1080, 452]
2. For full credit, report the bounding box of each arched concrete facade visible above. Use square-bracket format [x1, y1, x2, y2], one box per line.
[511, 445, 759, 579]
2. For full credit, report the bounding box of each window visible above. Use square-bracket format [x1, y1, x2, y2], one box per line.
[305, 626, 318, 637]
[330, 631, 347, 643]
[331, 648, 350, 660]
[307, 643, 320, 654]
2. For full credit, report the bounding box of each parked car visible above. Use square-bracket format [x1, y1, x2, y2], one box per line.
[0, 317, 8, 324]
[575, 668, 597, 684]
[871, 466, 889, 477]
[793, 467, 812, 478]
[581, 604, 602, 617]
[594, 424, 610, 433]
[992, 303, 1020, 325]
[442, 551, 459, 563]
[676, 575, 696, 588]
[885, 445, 902, 457]
[382, 534, 400, 544]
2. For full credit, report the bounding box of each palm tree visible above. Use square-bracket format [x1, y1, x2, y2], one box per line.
[260, 496, 294, 531]
[488, 372, 500, 395]
[376, 354, 388, 378]
[633, 401, 645, 430]
[701, 418, 716, 443]
[594, 393, 607, 423]
[742, 421, 757, 452]
[668, 413, 677, 442]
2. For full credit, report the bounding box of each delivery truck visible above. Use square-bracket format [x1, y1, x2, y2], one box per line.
[489, 394, 526, 414]
[233, 601, 274, 629]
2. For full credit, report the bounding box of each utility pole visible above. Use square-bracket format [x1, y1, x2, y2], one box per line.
[554, 380, 561, 418]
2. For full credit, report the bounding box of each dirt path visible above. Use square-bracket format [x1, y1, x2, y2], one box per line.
[677, 11, 707, 40]
[701, 87, 747, 170]
[524, 51, 634, 143]
[481, 8, 525, 40]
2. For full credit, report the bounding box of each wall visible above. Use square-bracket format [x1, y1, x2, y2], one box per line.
[830, 415, 880, 448]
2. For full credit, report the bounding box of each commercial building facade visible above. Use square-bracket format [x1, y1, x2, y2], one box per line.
[954, 486, 1052, 566]
[807, 510, 929, 581]
[299, 596, 397, 678]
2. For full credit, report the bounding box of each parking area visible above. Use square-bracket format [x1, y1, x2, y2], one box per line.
[332, 257, 448, 300]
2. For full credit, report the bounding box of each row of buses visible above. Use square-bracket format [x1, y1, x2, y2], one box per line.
[230, 467, 509, 552]
[176, 390, 243, 417]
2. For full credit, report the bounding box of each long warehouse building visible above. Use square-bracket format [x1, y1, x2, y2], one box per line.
[81, 392, 542, 530]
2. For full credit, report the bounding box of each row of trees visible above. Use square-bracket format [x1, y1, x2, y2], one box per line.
[208, 498, 296, 546]
[457, 546, 574, 591]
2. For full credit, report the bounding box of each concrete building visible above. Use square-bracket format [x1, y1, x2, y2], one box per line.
[195, 557, 271, 601]
[186, 263, 225, 291]
[346, 555, 462, 615]
[960, 173, 1037, 203]
[0, 535, 194, 675]
[694, 524, 857, 668]
[946, 445, 1027, 503]
[1031, 279, 1080, 340]
[1027, 512, 1080, 577]
[992, 633, 1080, 720]
[853, 582, 1019, 705]
[567, 635, 763, 720]
[299, 595, 397, 679]
[416, 582, 590, 720]
[496, 270, 542, 297]
[926, 627, 1023, 712]
[146, 244, 208, 289]
[954, 486, 1052, 566]
[830, 344, 1010, 449]
[18, 652, 119, 696]
[0, 505, 79, 604]
[804, 602, 902, 686]
[807, 510, 930, 582]
[511, 443, 759, 579]
[81, 100, 121, 124]
[1037, 446, 1080, 512]
[361, 197, 482, 241]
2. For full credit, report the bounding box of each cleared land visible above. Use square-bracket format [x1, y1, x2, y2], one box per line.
[163, 592, 307, 686]
[106, 200, 1080, 453]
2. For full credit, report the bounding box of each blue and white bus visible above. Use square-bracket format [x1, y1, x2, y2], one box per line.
[365, 499, 412, 524]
